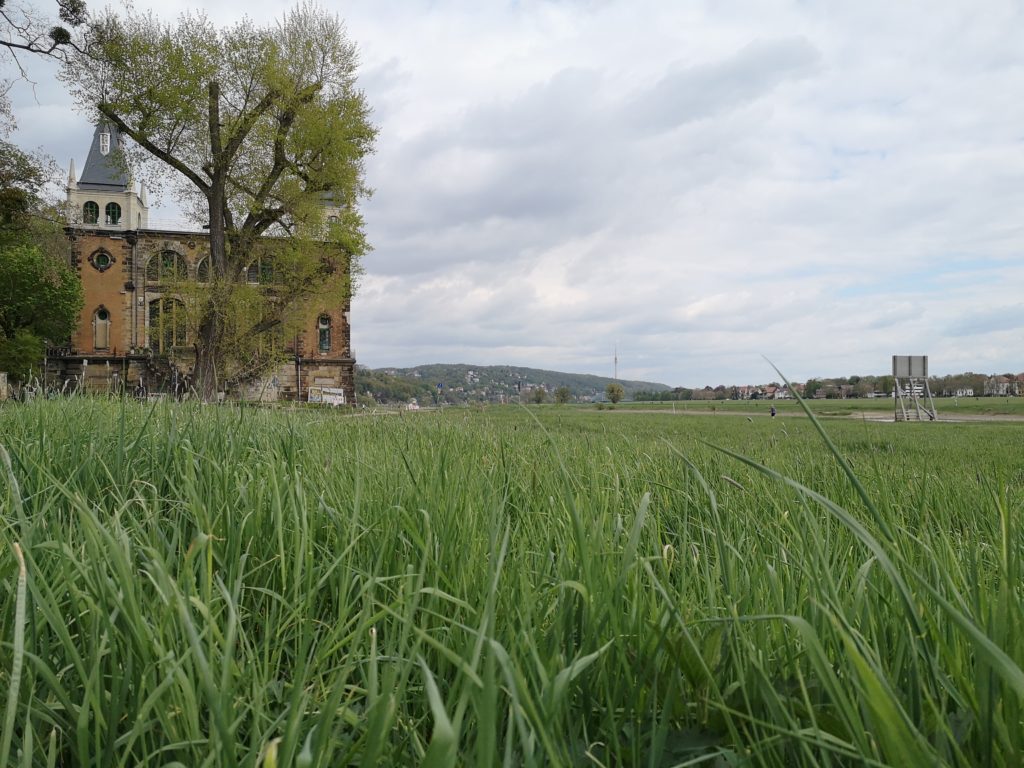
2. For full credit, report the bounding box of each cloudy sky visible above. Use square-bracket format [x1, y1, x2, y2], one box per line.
[6, 0, 1024, 386]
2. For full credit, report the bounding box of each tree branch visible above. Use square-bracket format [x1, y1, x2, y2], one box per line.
[220, 88, 277, 164]
[1, 1, 94, 62]
[98, 104, 211, 196]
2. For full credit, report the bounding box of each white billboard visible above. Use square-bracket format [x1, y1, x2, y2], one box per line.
[308, 386, 347, 406]
[892, 355, 928, 378]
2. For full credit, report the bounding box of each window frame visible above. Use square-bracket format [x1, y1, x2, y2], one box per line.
[317, 314, 332, 354]
[105, 202, 122, 225]
[245, 258, 274, 285]
[93, 306, 111, 350]
[146, 250, 188, 283]
[196, 257, 210, 283]
[147, 297, 187, 353]
[88, 249, 115, 273]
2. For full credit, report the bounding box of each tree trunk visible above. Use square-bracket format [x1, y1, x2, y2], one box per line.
[192, 80, 228, 400]
[193, 294, 221, 401]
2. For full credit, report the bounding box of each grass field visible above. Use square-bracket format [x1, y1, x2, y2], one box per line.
[621, 396, 1024, 419]
[1, 399, 1022, 766]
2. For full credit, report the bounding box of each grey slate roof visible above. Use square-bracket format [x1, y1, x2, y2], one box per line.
[78, 121, 129, 191]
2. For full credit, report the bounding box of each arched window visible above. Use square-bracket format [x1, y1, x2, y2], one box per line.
[148, 298, 187, 352]
[245, 258, 273, 284]
[196, 258, 210, 283]
[105, 202, 121, 225]
[146, 250, 188, 283]
[93, 307, 111, 350]
[83, 201, 99, 224]
[317, 314, 331, 353]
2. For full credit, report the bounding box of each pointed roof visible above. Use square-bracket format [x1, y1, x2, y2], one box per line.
[78, 121, 129, 191]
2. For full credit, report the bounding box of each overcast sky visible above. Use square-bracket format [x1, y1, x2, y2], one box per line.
[6, 0, 1024, 386]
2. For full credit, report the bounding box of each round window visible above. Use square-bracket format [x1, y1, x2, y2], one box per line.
[89, 251, 115, 272]
[97, 309, 109, 321]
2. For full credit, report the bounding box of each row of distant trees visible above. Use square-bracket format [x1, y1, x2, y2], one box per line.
[526, 384, 624, 405]
[635, 372, 1017, 402]
[526, 383, 624, 405]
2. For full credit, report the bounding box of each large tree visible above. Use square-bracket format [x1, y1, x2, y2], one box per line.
[63, 4, 375, 396]
[0, 137, 50, 232]
[0, 141, 82, 383]
[0, 243, 81, 382]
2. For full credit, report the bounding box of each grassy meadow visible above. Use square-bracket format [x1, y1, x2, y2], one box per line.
[1, 399, 1022, 766]
[621, 396, 1024, 419]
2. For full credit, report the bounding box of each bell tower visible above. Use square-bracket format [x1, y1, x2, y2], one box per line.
[67, 120, 149, 230]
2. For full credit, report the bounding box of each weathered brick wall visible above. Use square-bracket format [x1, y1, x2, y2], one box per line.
[56, 228, 355, 403]
[69, 230, 134, 354]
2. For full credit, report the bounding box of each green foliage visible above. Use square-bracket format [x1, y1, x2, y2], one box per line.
[531, 386, 546, 404]
[0, 403, 1022, 765]
[0, 140, 81, 374]
[0, 142, 46, 227]
[0, 243, 82, 345]
[606, 381, 624, 403]
[0, 141, 61, 246]
[640, 386, 697, 401]
[57, 0, 88, 27]
[72, 5, 375, 246]
[0, 328, 45, 383]
[554, 385, 570, 404]
[355, 365, 434, 404]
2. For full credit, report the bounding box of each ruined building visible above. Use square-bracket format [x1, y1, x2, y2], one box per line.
[49, 122, 355, 402]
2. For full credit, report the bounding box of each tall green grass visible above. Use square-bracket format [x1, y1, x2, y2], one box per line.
[0, 400, 1021, 766]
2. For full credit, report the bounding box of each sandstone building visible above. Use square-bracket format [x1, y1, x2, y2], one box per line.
[49, 123, 355, 402]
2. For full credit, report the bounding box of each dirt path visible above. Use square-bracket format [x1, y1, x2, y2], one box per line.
[615, 408, 1024, 423]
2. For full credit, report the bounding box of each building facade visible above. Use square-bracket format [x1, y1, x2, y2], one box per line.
[49, 122, 355, 402]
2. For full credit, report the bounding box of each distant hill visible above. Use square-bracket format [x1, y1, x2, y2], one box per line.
[358, 363, 670, 404]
